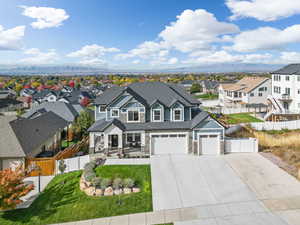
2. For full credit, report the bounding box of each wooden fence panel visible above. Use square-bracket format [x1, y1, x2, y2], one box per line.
[26, 158, 55, 176]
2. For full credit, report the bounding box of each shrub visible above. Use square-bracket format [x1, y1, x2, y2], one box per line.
[100, 178, 112, 190]
[123, 178, 135, 188]
[84, 171, 96, 182]
[84, 161, 96, 173]
[91, 177, 101, 187]
[113, 178, 123, 189]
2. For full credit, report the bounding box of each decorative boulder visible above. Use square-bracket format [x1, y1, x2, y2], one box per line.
[104, 187, 114, 196]
[123, 188, 132, 194]
[114, 189, 123, 195]
[132, 187, 140, 193]
[95, 188, 103, 196]
[79, 181, 87, 191]
[84, 187, 95, 196]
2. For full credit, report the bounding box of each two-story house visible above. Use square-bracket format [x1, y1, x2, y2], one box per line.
[88, 82, 225, 157]
[265, 64, 300, 121]
[219, 77, 271, 107]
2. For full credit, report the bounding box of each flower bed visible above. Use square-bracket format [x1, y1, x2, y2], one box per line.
[80, 159, 140, 196]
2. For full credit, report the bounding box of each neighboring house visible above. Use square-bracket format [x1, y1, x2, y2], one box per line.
[59, 90, 94, 105]
[20, 88, 36, 97]
[32, 90, 63, 105]
[0, 98, 23, 112]
[0, 112, 68, 170]
[219, 77, 271, 107]
[0, 90, 15, 99]
[199, 80, 219, 94]
[265, 64, 300, 121]
[88, 82, 225, 157]
[22, 102, 83, 123]
[179, 80, 194, 90]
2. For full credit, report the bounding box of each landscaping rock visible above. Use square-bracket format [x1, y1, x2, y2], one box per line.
[84, 187, 95, 196]
[114, 189, 123, 195]
[95, 188, 103, 196]
[104, 187, 114, 196]
[132, 187, 140, 193]
[123, 188, 132, 194]
[79, 181, 87, 191]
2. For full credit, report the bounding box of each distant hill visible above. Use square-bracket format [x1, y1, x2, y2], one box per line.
[0, 63, 284, 75]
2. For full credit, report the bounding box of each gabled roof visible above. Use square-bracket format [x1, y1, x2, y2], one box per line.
[10, 112, 68, 156]
[272, 64, 300, 75]
[22, 102, 82, 123]
[220, 77, 269, 93]
[88, 119, 126, 132]
[201, 80, 219, 89]
[0, 116, 25, 158]
[95, 82, 200, 108]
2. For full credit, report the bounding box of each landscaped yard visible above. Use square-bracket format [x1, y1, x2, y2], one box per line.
[195, 93, 218, 100]
[221, 113, 263, 124]
[61, 140, 78, 149]
[0, 165, 152, 225]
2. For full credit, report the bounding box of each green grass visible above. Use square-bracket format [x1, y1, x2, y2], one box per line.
[61, 140, 77, 149]
[195, 93, 218, 100]
[0, 165, 152, 225]
[154, 224, 174, 225]
[224, 113, 263, 124]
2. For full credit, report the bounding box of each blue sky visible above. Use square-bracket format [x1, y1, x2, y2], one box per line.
[1, 0, 300, 69]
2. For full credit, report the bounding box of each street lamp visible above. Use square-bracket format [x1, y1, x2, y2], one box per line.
[28, 162, 42, 193]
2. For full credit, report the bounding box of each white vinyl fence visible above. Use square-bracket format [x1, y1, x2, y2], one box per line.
[56, 155, 90, 174]
[225, 138, 258, 153]
[208, 107, 267, 115]
[250, 120, 300, 131]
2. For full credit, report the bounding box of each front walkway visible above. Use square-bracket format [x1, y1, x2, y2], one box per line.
[17, 175, 54, 209]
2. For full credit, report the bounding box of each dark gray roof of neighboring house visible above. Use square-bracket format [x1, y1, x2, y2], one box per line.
[22, 102, 81, 123]
[0, 98, 23, 109]
[201, 80, 219, 89]
[95, 82, 200, 107]
[10, 112, 68, 156]
[272, 64, 300, 75]
[0, 116, 25, 158]
[88, 111, 210, 132]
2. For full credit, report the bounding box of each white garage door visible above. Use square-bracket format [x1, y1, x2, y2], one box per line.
[151, 133, 187, 155]
[199, 134, 220, 155]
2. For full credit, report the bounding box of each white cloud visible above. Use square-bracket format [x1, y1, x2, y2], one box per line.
[278, 52, 300, 64]
[159, 9, 239, 52]
[0, 25, 25, 50]
[21, 6, 69, 29]
[68, 44, 120, 58]
[227, 25, 300, 52]
[20, 48, 59, 64]
[167, 57, 178, 64]
[226, 0, 300, 21]
[132, 59, 140, 64]
[79, 58, 107, 66]
[183, 50, 273, 65]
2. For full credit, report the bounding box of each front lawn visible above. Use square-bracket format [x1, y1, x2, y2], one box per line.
[222, 113, 263, 124]
[0, 165, 152, 225]
[195, 93, 218, 100]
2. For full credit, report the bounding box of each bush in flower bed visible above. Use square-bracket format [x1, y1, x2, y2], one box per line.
[80, 160, 140, 197]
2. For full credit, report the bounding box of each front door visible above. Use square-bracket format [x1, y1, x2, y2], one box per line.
[109, 135, 119, 148]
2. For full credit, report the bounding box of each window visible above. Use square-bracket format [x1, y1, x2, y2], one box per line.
[286, 76, 290, 81]
[111, 109, 119, 117]
[128, 110, 139, 122]
[274, 75, 281, 81]
[258, 93, 263, 97]
[250, 93, 254, 97]
[298, 89, 300, 94]
[173, 109, 182, 121]
[99, 105, 106, 112]
[153, 109, 162, 121]
[126, 133, 141, 147]
[285, 88, 291, 96]
[298, 76, 300, 82]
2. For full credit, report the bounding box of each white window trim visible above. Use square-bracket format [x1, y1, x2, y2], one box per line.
[110, 108, 119, 118]
[152, 108, 162, 122]
[127, 109, 140, 123]
[173, 108, 184, 121]
[99, 105, 106, 113]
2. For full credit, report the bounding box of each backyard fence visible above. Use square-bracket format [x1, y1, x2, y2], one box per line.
[56, 155, 90, 174]
[26, 157, 55, 176]
[250, 120, 300, 131]
[208, 106, 267, 115]
[225, 138, 258, 153]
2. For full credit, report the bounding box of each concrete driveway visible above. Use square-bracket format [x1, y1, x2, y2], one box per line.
[151, 153, 300, 225]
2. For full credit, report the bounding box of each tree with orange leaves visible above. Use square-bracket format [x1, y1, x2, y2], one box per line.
[0, 166, 34, 210]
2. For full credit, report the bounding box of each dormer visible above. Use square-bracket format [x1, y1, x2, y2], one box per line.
[170, 102, 184, 122]
[150, 101, 164, 122]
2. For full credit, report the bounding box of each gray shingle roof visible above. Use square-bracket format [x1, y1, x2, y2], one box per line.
[10, 112, 68, 156]
[94, 82, 200, 107]
[22, 102, 81, 123]
[0, 115, 25, 158]
[272, 64, 300, 75]
[88, 111, 210, 132]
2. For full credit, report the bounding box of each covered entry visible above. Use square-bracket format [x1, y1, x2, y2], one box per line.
[151, 133, 188, 155]
[198, 133, 220, 155]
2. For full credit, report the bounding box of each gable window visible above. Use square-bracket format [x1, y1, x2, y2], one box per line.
[153, 109, 162, 122]
[127, 110, 139, 122]
[111, 109, 119, 118]
[250, 93, 254, 97]
[99, 105, 106, 112]
[173, 109, 183, 121]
